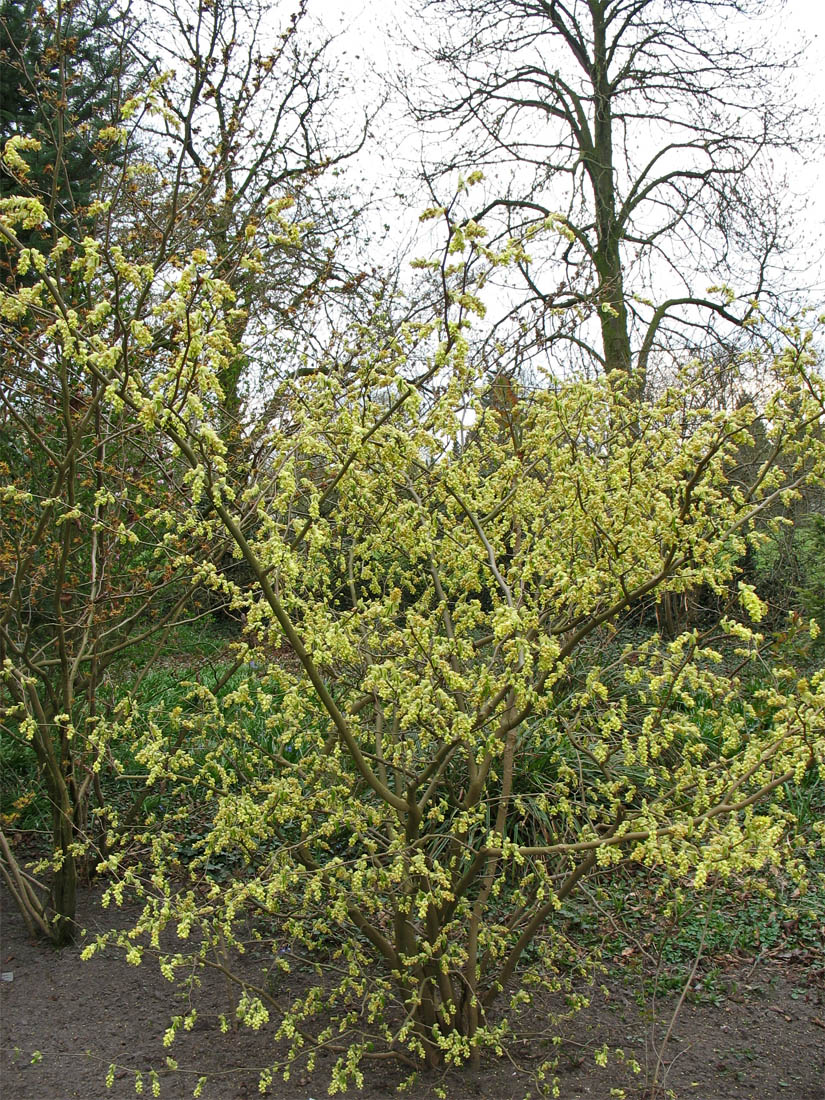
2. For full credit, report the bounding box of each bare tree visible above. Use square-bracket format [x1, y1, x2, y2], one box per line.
[406, 0, 816, 384]
[128, 0, 374, 435]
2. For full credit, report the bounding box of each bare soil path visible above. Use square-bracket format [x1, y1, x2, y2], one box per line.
[1, 885, 823, 1100]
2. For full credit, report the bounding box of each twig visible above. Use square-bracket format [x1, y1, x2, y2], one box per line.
[650, 885, 716, 1097]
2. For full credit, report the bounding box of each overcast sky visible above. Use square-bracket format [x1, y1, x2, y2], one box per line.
[312, 0, 824, 309]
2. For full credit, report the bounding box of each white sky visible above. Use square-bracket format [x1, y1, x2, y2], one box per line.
[312, 0, 825, 307]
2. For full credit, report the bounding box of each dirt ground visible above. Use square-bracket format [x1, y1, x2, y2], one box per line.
[1, 884, 823, 1100]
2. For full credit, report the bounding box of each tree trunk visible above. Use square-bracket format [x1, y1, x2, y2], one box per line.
[587, 4, 633, 380]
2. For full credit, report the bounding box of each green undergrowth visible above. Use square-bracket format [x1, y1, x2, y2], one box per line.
[562, 842, 825, 1003]
[3, 619, 823, 998]
[0, 617, 241, 842]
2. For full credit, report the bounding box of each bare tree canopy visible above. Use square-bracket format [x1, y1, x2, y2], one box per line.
[407, 0, 817, 382]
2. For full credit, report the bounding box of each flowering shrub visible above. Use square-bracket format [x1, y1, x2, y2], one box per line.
[3, 125, 824, 1091]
